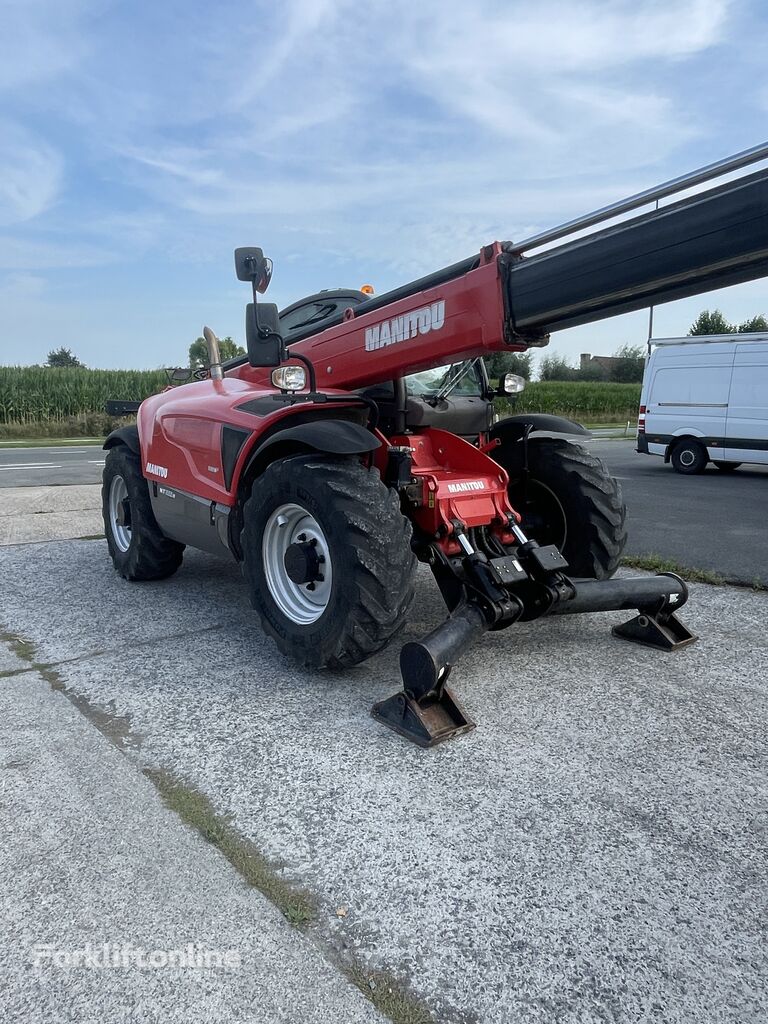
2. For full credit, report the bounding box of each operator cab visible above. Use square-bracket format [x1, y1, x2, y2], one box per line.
[279, 290, 494, 438]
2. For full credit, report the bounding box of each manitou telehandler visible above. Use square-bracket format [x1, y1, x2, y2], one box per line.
[103, 143, 768, 746]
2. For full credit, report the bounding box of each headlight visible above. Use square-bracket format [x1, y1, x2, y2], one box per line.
[271, 365, 307, 391]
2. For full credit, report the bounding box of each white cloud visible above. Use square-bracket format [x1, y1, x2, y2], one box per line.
[0, 121, 63, 223]
[0, 0, 95, 92]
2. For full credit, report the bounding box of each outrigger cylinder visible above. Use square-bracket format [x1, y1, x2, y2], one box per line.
[373, 573, 696, 747]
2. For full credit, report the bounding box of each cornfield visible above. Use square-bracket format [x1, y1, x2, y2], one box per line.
[0, 366, 167, 425]
[498, 381, 641, 423]
[0, 366, 641, 434]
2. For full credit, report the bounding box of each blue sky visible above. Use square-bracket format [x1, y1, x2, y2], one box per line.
[2, 0, 768, 371]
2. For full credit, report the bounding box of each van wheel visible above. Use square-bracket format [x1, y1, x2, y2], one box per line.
[670, 439, 708, 474]
[714, 461, 741, 472]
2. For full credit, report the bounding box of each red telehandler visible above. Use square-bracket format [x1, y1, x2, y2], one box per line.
[103, 144, 768, 746]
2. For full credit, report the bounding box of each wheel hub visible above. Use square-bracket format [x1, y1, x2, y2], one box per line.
[283, 537, 324, 585]
[262, 504, 333, 624]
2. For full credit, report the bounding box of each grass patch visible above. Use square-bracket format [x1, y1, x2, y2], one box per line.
[621, 554, 726, 585]
[145, 768, 315, 929]
[0, 629, 37, 666]
[0, 437, 105, 448]
[349, 963, 435, 1024]
[619, 554, 768, 591]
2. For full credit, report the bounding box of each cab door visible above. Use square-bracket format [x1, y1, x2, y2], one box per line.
[724, 343, 768, 465]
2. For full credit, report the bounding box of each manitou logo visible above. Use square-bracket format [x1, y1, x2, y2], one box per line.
[145, 462, 168, 479]
[447, 480, 486, 493]
[364, 301, 446, 352]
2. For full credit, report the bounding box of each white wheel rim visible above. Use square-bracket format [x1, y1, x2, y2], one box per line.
[680, 449, 695, 466]
[109, 475, 132, 552]
[262, 503, 332, 625]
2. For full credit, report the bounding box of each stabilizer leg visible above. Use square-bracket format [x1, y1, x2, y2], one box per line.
[612, 610, 697, 651]
[371, 604, 487, 747]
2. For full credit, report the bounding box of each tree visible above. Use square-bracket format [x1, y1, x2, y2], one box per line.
[47, 347, 83, 368]
[608, 343, 645, 383]
[736, 314, 768, 333]
[484, 351, 533, 382]
[538, 354, 577, 381]
[688, 310, 735, 335]
[188, 336, 245, 368]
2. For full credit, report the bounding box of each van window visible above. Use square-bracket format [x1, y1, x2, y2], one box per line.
[651, 366, 730, 405]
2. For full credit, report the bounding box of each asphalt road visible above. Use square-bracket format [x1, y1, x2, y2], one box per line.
[2, 439, 765, 582]
[590, 440, 768, 584]
[0, 445, 105, 487]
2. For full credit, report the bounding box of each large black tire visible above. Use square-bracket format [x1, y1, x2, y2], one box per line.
[670, 438, 708, 474]
[494, 437, 627, 579]
[241, 456, 416, 669]
[102, 446, 184, 581]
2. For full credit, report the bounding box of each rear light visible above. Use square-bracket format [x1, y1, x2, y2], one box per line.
[637, 404, 646, 433]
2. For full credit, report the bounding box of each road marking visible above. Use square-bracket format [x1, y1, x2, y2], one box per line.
[0, 464, 63, 471]
[87, 460, 105, 464]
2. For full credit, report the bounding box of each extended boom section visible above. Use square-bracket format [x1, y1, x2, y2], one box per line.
[288, 165, 768, 391]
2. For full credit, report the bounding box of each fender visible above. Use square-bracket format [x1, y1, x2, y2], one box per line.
[490, 413, 590, 445]
[228, 417, 382, 560]
[242, 418, 380, 481]
[103, 425, 140, 455]
[488, 414, 590, 476]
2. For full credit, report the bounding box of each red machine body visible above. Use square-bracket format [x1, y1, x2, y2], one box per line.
[138, 244, 519, 555]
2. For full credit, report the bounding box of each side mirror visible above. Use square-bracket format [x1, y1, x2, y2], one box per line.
[167, 367, 192, 383]
[499, 373, 526, 395]
[234, 247, 272, 293]
[246, 302, 284, 368]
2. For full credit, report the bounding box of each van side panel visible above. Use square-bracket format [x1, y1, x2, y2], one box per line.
[643, 343, 735, 458]
[725, 343, 768, 465]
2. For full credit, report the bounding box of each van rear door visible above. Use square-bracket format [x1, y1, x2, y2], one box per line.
[725, 342, 768, 465]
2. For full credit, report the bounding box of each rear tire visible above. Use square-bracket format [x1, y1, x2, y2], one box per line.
[493, 437, 627, 579]
[670, 438, 708, 474]
[102, 446, 184, 580]
[242, 456, 416, 669]
[714, 461, 741, 471]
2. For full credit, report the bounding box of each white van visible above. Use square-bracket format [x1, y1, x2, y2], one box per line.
[637, 334, 768, 473]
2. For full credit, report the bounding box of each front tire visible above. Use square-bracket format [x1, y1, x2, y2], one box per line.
[102, 446, 184, 580]
[493, 437, 627, 579]
[242, 456, 416, 669]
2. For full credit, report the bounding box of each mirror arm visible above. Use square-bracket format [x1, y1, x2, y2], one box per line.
[289, 352, 318, 393]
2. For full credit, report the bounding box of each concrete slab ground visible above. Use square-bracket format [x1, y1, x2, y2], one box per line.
[0, 484, 102, 544]
[1, 538, 766, 1023]
[0, 654, 385, 1024]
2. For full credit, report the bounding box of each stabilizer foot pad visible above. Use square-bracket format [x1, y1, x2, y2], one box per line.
[612, 611, 697, 651]
[371, 687, 475, 748]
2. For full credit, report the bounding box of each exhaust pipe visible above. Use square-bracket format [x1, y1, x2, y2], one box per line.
[203, 325, 224, 381]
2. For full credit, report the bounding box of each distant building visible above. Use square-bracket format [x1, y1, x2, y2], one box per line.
[580, 352, 621, 377]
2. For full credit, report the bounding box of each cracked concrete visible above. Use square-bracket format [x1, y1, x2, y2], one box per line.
[1, 533, 766, 1023]
[0, 652, 387, 1024]
[0, 485, 103, 544]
